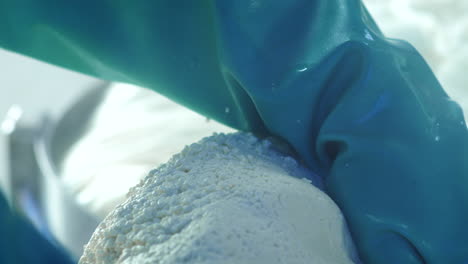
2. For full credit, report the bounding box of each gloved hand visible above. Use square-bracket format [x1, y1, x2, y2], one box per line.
[1, 0, 467, 262]
[213, 2, 468, 262]
[0, 193, 74, 264]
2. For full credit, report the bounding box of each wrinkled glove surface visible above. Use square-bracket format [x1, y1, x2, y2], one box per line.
[1, 0, 467, 263]
[0, 194, 74, 263]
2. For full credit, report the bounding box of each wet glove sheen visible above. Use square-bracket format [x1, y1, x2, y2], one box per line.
[1, 0, 467, 263]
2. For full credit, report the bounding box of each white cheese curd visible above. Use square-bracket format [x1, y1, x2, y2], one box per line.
[79, 133, 360, 264]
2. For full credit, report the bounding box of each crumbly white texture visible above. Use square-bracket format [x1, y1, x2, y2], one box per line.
[79, 133, 359, 264]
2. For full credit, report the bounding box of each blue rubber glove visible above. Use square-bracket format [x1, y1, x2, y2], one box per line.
[1, 0, 467, 262]
[0, 192, 74, 263]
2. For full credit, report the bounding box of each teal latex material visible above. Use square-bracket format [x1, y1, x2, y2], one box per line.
[1, 0, 468, 263]
[0, 193, 73, 264]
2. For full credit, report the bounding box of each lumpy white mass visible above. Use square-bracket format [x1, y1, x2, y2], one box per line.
[79, 133, 360, 264]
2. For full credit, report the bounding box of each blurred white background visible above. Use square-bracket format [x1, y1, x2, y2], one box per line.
[0, 49, 101, 194]
[0, 49, 101, 124]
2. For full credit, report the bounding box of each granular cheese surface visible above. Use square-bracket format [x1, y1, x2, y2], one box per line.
[79, 133, 359, 264]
